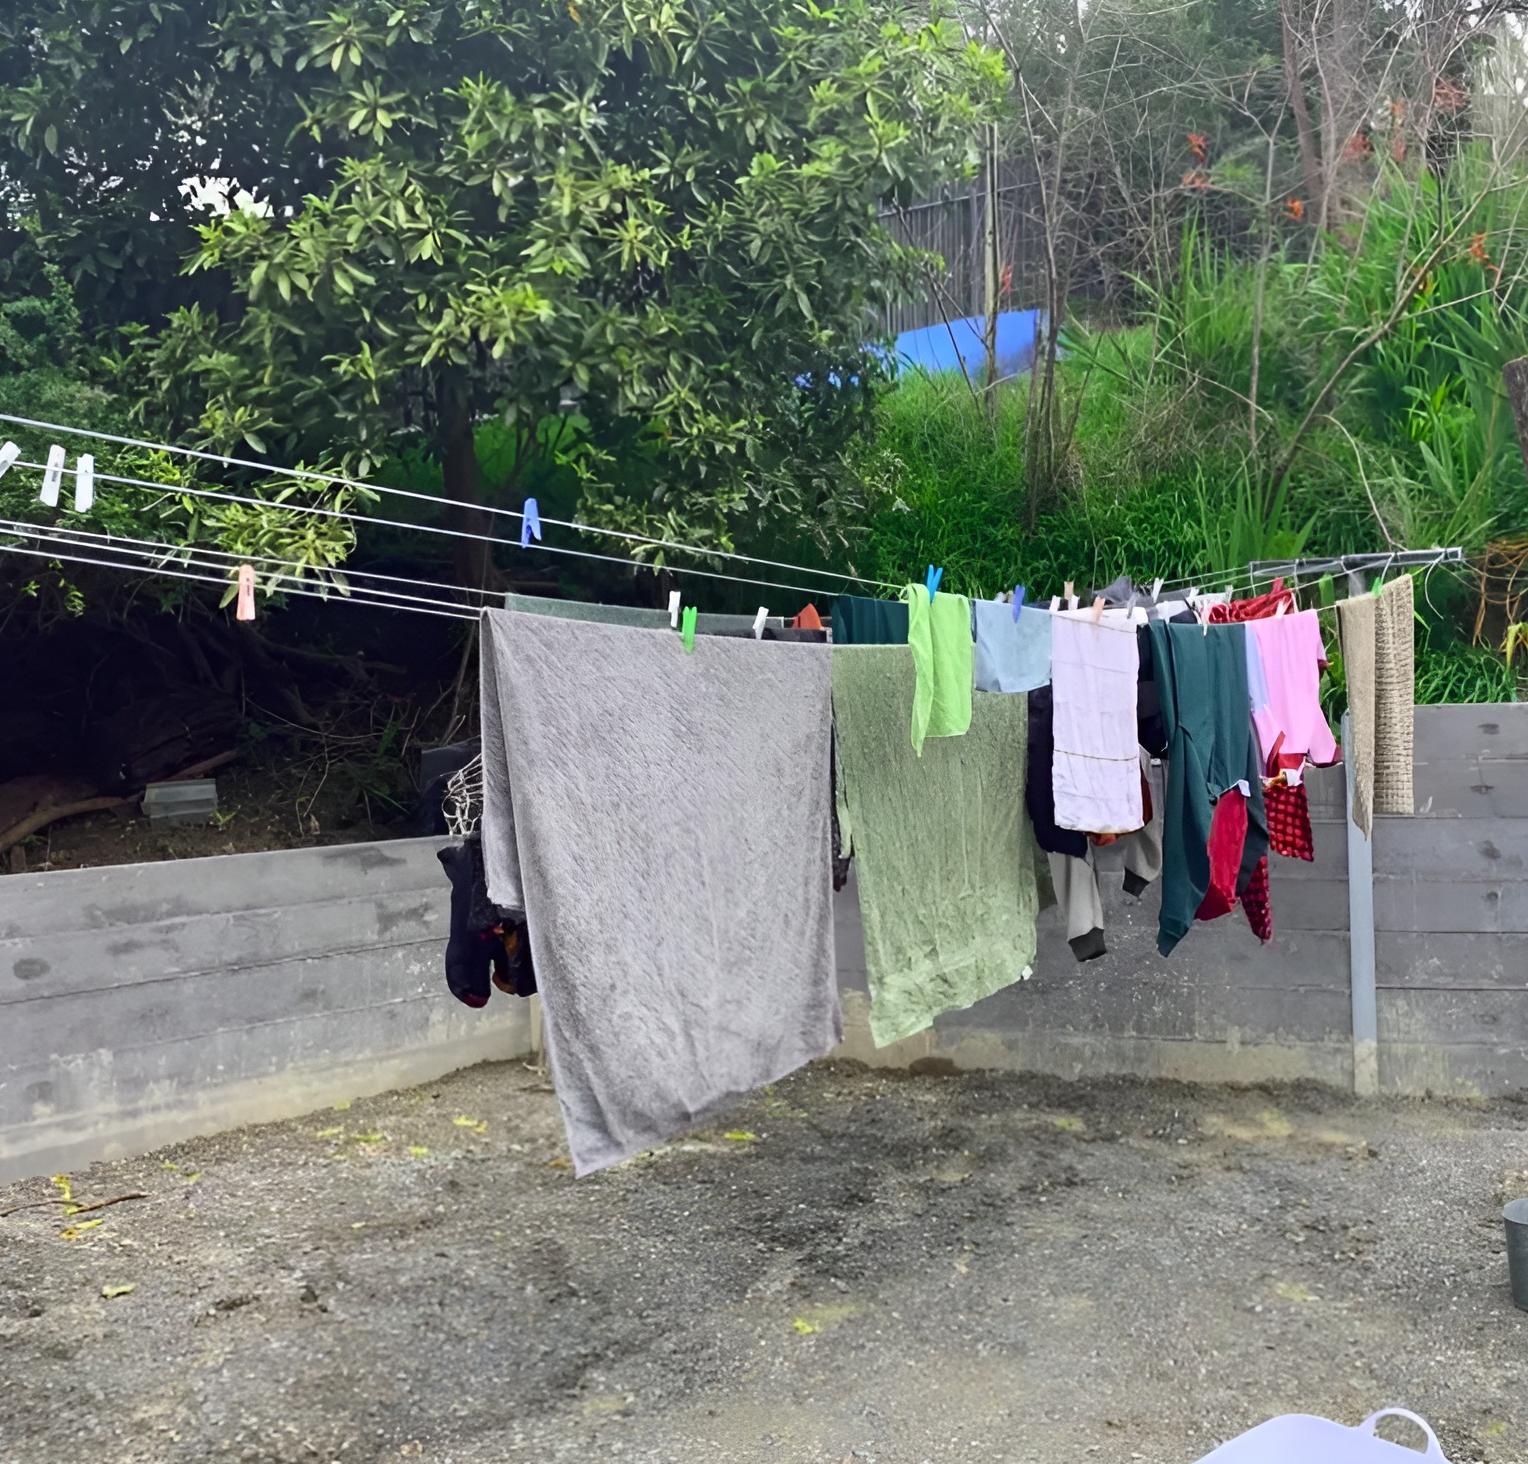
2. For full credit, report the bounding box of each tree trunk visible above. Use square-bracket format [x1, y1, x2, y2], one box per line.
[438, 374, 496, 592]
[1503, 358, 1528, 476]
[1280, 0, 1322, 214]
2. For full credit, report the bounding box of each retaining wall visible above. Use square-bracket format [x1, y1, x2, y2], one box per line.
[0, 838, 530, 1183]
[835, 703, 1528, 1099]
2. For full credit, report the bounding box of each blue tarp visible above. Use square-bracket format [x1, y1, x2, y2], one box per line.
[892, 308, 1046, 380]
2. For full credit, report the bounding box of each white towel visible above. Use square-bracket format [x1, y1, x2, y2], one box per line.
[1050, 613, 1143, 834]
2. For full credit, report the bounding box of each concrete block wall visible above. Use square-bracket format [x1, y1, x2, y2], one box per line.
[0, 838, 530, 1182]
[835, 704, 1528, 1100]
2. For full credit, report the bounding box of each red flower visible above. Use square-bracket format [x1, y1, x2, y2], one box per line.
[1342, 130, 1374, 161]
[1283, 198, 1305, 222]
[1187, 132, 1209, 164]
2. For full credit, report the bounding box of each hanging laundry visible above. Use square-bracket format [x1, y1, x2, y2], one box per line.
[832, 648, 1037, 1046]
[503, 591, 779, 635]
[902, 583, 973, 754]
[437, 837, 532, 1007]
[1051, 614, 1142, 834]
[1264, 764, 1316, 861]
[479, 609, 840, 1176]
[1049, 755, 1164, 961]
[1147, 621, 1268, 956]
[1241, 857, 1274, 943]
[831, 594, 909, 645]
[1207, 578, 1295, 622]
[1337, 574, 1415, 836]
[713, 626, 828, 643]
[1025, 684, 1089, 860]
[1246, 610, 1339, 767]
[972, 599, 1051, 694]
[791, 603, 825, 631]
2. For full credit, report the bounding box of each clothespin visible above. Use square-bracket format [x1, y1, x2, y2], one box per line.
[1274, 598, 1288, 618]
[1012, 585, 1026, 621]
[0, 441, 19, 480]
[925, 565, 943, 603]
[39, 445, 65, 508]
[519, 497, 542, 549]
[1090, 595, 1105, 625]
[1199, 601, 1211, 636]
[681, 604, 697, 653]
[752, 606, 768, 640]
[1064, 579, 1076, 611]
[235, 564, 257, 622]
[668, 590, 682, 628]
[1317, 573, 1336, 608]
[1188, 585, 1201, 601]
[1048, 595, 1061, 613]
[73, 454, 94, 513]
[1150, 576, 1164, 601]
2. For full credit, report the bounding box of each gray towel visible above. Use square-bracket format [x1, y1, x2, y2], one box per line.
[479, 608, 841, 1175]
[832, 645, 1037, 1046]
[504, 591, 778, 634]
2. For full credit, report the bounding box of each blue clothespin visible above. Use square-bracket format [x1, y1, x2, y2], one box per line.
[1012, 585, 1026, 621]
[925, 565, 943, 603]
[520, 497, 542, 549]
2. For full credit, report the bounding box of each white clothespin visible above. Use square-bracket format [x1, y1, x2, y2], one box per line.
[1274, 598, 1288, 618]
[1150, 576, 1164, 601]
[1188, 585, 1201, 601]
[39, 445, 65, 508]
[1064, 579, 1077, 611]
[73, 454, 94, 513]
[1048, 595, 1061, 613]
[752, 606, 768, 640]
[668, 590, 681, 628]
[0, 441, 19, 480]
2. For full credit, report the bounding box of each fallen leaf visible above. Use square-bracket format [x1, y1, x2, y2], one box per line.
[101, 1283, 137, 1299]
[331, 1100, 351, 1112]
[452, 1115, 487, 1131]
[161, 1161, 181, 1173]
[351, 1221, 366, 1230]
[407, 1146, 430, 1158]
[791, 1317, 819, 1335]
[60, 1219, 105, 1241]
[723, 1130, 758, 1143]
[545, 1157, 572, 1172]
[353, 1133, 386, 1145]
[183, 1172, 201, 1184]
[314, 1126, 345, 1139]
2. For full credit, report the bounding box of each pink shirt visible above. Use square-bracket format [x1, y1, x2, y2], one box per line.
[1247, 610, 1339, 767]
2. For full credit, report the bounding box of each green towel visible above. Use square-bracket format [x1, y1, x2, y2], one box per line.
[833, 646, 1037, 1046]
[902, 583, 973, 754]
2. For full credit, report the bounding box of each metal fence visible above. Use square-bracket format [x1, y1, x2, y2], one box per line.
[878, 165, 1046, 336]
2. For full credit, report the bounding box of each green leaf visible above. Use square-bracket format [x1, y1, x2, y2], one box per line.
[101, 1284, 137, 1300]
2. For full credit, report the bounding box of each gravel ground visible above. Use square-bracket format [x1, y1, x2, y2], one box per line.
[3, 1060, 1527, 1464]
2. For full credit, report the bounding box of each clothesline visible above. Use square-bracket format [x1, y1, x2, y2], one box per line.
[0, 412, 903, 594]
[0, 535, 479, 620]
[0, 454, 868, 604]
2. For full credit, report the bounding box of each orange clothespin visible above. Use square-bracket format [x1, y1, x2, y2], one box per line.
[1090, 595, 1106, 625]
[235, 564, 257, 622]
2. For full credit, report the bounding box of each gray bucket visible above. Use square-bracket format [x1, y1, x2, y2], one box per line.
[1505, 1198, 1528, 1311]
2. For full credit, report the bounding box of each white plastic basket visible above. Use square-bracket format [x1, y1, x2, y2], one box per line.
[1196, 1409, 1449, 1463]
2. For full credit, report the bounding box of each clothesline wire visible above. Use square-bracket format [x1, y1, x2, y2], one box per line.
[0, 411, 902, 594]
[0, 514, 505, 604]
[0, 535, 479, 621]
[4, 455, 865, 605]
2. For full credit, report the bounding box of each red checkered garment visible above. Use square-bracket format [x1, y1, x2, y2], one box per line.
[1265, 774, 1315, 861]
[1241, 856, 1273, 943]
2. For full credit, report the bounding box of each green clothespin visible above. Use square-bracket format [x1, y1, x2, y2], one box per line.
[681, 604, 698, 652]
[1317, 572, 1335, 607]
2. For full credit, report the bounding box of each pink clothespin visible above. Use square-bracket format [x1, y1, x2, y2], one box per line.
[1090, 595, 1106, 625]
[235, 564, 257, 622]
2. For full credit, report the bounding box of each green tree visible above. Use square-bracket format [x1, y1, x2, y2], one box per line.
[119, 0, 1005, 583]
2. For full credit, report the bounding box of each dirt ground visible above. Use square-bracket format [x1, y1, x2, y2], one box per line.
[3, 1062, 1527, 1464]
